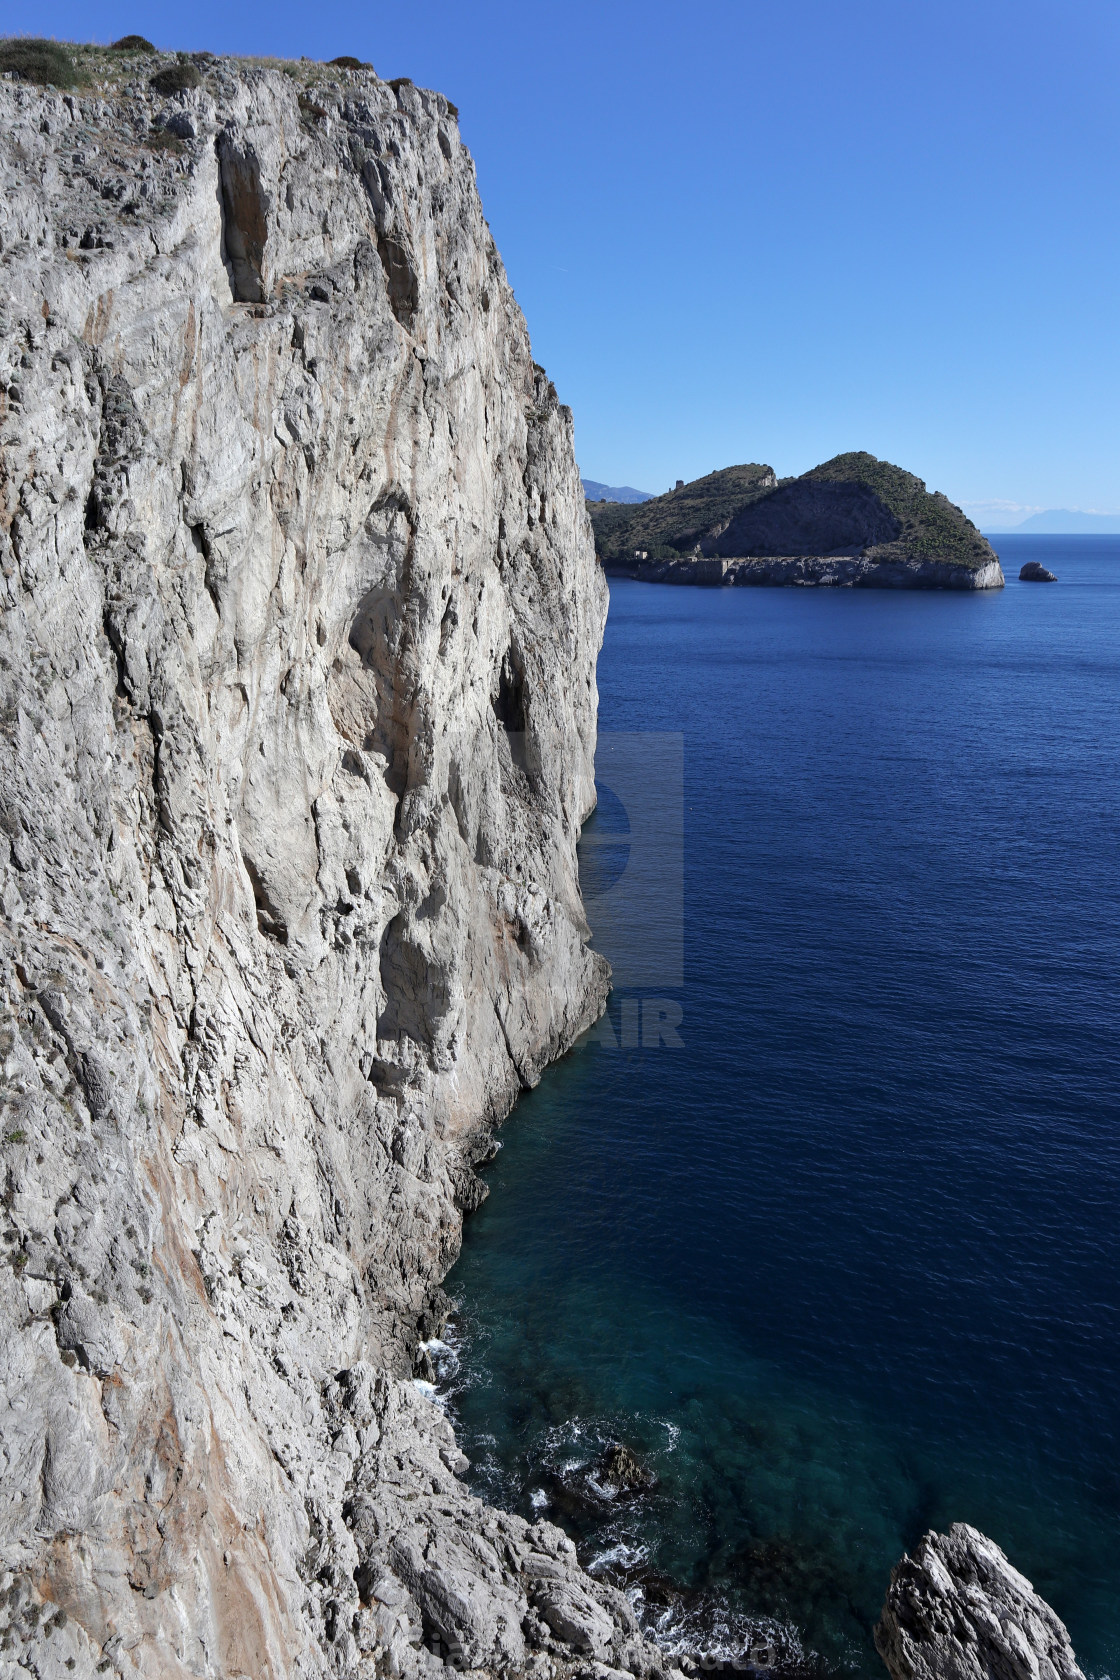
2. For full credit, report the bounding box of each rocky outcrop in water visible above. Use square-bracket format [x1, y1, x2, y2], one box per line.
[875, 1523, 1086, 1680]
[597, 1443, 656, 1495]
[1020, 561, 1058, 582]
[0, 47, 683, 1680]
[592, 455, 1004, 589]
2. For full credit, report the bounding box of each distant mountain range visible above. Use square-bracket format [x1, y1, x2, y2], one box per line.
[581, 479, 654, 504]
[985, 510, 1120, 534]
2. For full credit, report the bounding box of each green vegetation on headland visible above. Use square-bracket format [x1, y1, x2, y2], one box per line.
[589, 452, 995, 571]
[588, 463, 776, 566]
[798, 453, 993, 565]
[0, 36, 386, 92]
[0, 37, 86, 87]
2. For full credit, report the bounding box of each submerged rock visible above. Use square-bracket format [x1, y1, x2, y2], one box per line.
[875, 1522, 1086, 1680]
[1020, 560, 1058, 581]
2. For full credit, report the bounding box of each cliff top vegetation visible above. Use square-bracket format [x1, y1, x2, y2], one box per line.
[587, 462, 777, 566]
[0, 35, 391, 94]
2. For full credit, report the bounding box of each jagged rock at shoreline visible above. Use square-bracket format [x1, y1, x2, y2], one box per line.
[1020, 560, 1058, 581]
[0, 45, 687, 1680]
[597, 1442, 657, 1495]
[591, 455, 1005, 589]
[875, 1523, 1086, 1680]
[611, 552, 1005, 590]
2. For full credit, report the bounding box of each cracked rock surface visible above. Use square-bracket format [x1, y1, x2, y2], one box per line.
[875, 1524, 1086, 1680]
[0, 52, 651, 1680]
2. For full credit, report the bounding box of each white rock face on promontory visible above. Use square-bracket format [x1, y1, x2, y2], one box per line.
[0, 54, 671, 1680]
[875, 1523, 1086, 1680]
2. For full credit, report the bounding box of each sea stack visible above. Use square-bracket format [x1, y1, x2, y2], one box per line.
[1020, 560, 1059, 581]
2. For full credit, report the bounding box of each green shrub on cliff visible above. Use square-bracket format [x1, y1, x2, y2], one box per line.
[0, 37, 84, 86]
[150, 57, 202, 94]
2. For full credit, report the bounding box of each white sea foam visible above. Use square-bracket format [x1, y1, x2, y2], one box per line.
[641, 1592, 806, 1670]
[421, 1336, 461, 1384]
[586, 1539, 650, 1575]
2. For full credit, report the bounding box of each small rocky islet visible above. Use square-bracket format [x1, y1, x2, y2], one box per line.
[1020, 559, 1059, 581]
[0, 33, 1081, 1680]
[589, 454, 1006, 589]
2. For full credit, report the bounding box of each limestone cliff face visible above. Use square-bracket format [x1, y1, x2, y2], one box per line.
[876, 1524, 1086, 1680]
[0, 60, 636, 1680]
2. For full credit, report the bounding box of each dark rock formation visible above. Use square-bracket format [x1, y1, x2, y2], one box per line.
[875, 1523, 1086, 1680]
[1020, 561, 1058, 581]
[598, 1441, 658, 1494]
[706, 476, 900, 557]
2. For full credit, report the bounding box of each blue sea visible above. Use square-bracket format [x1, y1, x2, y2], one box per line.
[441, 535, 1120, 1676]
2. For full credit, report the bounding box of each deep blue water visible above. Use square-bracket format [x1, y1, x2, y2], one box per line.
[441, 536, 1120, 1676]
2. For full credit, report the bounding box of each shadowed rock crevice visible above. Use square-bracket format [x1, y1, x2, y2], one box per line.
[217, 129, 269, 301]
[242, 854, 289, 944]
[345, 583, 413, 796]
[705, 478, 902, 557]
[376, 232, 419, 329]
[376, 912, 450, 1050]
[493, 643, 527, 735]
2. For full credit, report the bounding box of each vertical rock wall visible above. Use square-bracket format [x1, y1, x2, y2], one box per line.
[0, 60, 634, 1680]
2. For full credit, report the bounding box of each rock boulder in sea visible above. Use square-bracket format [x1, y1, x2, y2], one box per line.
[1020, 560, 1059, 581]
[875, 1522, 1086, 1680]
[598, 1441, 658, 1494]
[0, 47, 688, 1680]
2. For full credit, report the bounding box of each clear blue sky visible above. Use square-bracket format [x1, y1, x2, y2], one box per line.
[17, 0, 1120, 517]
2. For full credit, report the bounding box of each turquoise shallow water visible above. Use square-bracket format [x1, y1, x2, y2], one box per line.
[441, 537, 1120, 1676]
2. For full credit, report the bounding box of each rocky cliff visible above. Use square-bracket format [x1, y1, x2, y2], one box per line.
[875, 1524, 1086, 1680]
[0, 44, 1086, 1680]
[0, 48, 673, 1680]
